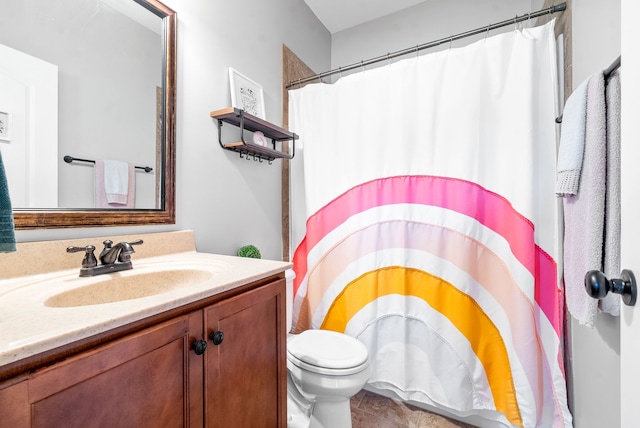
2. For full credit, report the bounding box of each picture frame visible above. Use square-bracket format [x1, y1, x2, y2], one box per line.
[0, 111, 10, 142]
[228, 67, 265, 119]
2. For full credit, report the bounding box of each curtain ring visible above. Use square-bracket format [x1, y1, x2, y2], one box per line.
[387, 53, 391, 65]
[415, 45, 420, 58]
[449, 36, 453, 49]
[361, 60, 365, 73]
[485, 25, 490, 40]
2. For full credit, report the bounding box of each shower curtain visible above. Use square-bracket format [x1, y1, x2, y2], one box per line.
[288, 20, 571, 428]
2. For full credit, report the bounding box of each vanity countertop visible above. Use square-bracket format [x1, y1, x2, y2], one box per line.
[0, 231, 292, 368]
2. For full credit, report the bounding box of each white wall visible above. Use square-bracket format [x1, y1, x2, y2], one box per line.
[569, 1, 621, 427]
[331, 0, 532, 74]
[14, 0, 331, 261]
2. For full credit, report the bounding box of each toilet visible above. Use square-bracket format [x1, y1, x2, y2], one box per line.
[285, 270, 371, 428]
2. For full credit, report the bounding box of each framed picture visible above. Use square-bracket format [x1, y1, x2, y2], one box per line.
[0, 111, 10, 142]
[228, 68, 265, 119]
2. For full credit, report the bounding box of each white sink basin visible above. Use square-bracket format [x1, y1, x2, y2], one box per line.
[44, 268, 215, 308]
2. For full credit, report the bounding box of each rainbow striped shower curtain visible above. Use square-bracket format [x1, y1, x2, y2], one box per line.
[288, 20, 571, 428]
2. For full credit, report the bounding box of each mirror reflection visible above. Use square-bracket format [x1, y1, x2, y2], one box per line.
[0, 0, 165, 210]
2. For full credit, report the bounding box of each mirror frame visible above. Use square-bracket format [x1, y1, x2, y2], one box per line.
[13, 0, 176, 229]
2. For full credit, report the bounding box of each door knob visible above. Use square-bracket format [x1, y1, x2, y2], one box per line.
[584, 269, 637, 306]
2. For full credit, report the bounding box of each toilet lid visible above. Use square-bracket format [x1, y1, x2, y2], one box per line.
[287, 329, 368, 370]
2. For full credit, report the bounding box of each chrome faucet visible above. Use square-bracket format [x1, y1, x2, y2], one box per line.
[67, 239, 143, 277]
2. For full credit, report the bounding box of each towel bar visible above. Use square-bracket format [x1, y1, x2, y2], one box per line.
[64, 155, 153, 173]
[556, 55, 621, 124]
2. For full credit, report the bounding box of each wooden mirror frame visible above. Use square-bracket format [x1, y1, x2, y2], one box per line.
[13, 0, 176, 229]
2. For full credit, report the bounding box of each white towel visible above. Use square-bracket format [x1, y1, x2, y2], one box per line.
[600, 70, 622, 316]
[95, 160, 135, 208]
[103, 160, 129, 204]
[563, 73, 606, 328]
[556, 79, 589, 196]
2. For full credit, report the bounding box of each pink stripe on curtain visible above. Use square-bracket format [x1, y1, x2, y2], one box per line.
[292, 175, 561, 335]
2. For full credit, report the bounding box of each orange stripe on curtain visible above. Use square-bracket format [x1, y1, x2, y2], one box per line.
[322, 266, 522, 427]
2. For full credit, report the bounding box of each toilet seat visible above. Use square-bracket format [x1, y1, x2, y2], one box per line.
[287, 329, 369, 376]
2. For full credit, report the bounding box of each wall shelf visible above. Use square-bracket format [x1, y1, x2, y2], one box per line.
[210, 107, 298, 163]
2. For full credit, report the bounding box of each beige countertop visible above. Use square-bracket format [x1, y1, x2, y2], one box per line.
[0, 230, 291, 368]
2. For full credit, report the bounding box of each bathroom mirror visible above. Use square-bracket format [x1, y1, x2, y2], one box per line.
[0, 0, 176, 229]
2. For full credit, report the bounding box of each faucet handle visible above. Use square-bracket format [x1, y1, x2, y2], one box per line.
[67, 245, 98, 268]
[117, 239, 144, 263]
[101, 239, 142, 248]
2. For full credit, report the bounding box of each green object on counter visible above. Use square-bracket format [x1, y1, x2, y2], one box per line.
[237, 245, 261, 259]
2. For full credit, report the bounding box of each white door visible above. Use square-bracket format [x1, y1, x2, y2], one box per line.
[0, 43, 58, 208]
[620, 1, 640, 426]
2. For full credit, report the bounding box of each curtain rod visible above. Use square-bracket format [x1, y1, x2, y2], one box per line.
[286, 2, 567, 89]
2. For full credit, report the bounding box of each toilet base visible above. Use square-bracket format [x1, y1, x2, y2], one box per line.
[309, 397, 352, 428]
[287, 385, 312, 428]
[288, 372, 359, 428]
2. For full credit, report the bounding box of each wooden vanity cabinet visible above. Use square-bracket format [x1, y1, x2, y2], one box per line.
[0, 276, 286, 428]
[203, 279, 286, 427]
[28, 313, 198, 428]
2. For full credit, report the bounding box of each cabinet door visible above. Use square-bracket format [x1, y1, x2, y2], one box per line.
[203, 279, 286, 428]
[0, 378, 29, 426]
[28, 312, 204, 428]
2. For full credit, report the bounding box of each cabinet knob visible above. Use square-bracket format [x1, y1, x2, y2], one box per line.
[191, 339, 208, 355]
[210, 331, 224, 345]
[584, 269, 637, 306]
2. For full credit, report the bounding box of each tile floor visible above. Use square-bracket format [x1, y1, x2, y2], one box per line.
[351, 390, 476, 428]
